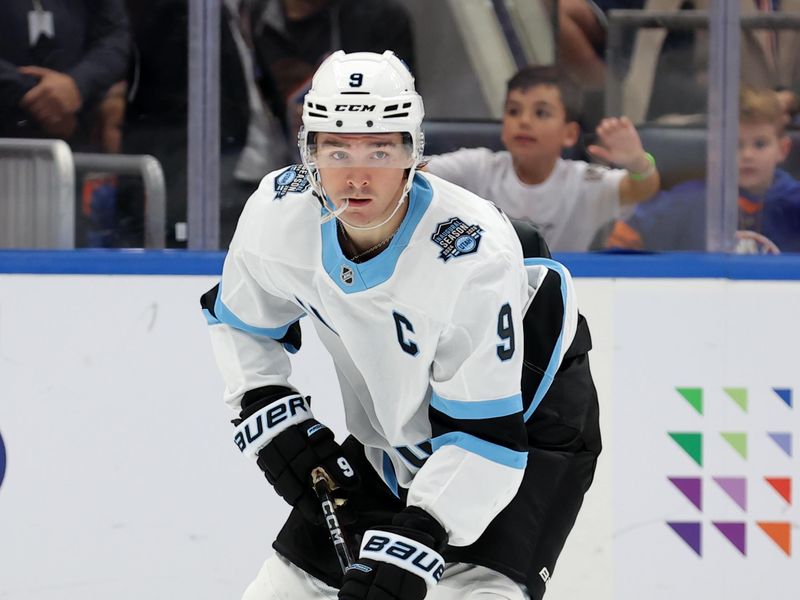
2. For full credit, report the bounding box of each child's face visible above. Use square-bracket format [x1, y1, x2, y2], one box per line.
[738, 122, 790, 195]
[501, 85, 579, 165]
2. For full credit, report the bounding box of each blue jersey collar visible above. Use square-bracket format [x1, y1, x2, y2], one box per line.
[321, 173, 433, 293]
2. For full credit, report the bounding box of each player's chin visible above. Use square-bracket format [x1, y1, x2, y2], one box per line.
[340, 207, 375, 225]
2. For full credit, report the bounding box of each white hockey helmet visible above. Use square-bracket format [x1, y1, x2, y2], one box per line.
[299, 50, 425, 225]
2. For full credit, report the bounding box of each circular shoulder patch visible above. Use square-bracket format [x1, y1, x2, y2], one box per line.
[274, 165, 311, 199]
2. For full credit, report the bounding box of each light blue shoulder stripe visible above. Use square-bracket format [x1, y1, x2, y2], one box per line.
[430, 391, 522, 420]
[213, 291, 303, 339]
[431, 432, 528, 469]
[523, 257, 569, 421]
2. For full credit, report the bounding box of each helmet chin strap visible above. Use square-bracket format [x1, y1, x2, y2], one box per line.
[338, 194, 407, 231]
[320, 195, 348, 224]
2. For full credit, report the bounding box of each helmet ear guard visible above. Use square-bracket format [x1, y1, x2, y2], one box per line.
[298, 51, 425, 226]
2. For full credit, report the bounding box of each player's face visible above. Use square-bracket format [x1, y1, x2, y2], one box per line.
[738, 122, 790, 196]
[501, 85, 579, 164]
[315, 133, 411, 227]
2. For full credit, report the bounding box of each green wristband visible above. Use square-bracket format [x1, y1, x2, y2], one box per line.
[628, 152, 656, 181]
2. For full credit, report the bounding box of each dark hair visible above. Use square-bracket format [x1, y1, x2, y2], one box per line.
[506, 65, 583, 123]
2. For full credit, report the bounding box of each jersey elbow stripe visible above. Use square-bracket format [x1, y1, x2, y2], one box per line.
[522, 258, 575, 422]
[214, 293, 302, 339]
[431, 432, 528, 469]
[394, 443, 432, 471]
[430, 391, 522, 420]
[429, 406, 526, 456]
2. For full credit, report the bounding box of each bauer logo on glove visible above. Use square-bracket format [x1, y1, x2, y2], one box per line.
[233, 394, 311, 458]
[360, 531, 446, 585]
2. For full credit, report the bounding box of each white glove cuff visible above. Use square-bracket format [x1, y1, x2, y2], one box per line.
[233, 394, 313, 459]
[359, 530, 445, 587]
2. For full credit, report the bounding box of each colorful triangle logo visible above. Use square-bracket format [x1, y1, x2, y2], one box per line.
[772, 387, 792, 408]
[765, 477, 792, 505]
[669, 432, 703, 466]
[723, 388, 748, 413]
[676, 387, 703, 415]
[712, 521, 746, 555]
[667, 521, 702, 556]
[713, 477, 747, 511]
[720, 432, 748, 460]
[757, 522, 791, 556]
[668, 477, 702, 510]
[767, 432, 792, 458]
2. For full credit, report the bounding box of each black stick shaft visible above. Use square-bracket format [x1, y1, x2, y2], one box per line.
[313, 471, 355, 574]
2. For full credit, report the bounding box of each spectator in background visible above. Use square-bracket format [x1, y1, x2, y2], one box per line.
[550, 0, 646, 90]
[424, 66, 661, 252]
[547, 0, 646, 128]
[606, 87, 800, 253]
[244, 0, 415, 148]
[0, 0, 130, 149]
[122, 0, 258, 248]
[621, 0, 800, 124]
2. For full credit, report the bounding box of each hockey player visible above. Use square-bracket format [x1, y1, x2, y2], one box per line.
[202, 51, 599, 600]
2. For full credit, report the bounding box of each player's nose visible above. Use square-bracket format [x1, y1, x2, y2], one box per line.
[346, 170, 370, 188]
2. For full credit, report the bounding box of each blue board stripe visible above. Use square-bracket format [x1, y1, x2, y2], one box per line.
[3, 250, 800, 280]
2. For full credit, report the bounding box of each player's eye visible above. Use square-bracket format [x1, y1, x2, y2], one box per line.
[329, 150, 349, 161]
[371, 150, 390, 160]
[536, 108, 551, 119]
[753, 138, 770, 149]
[505, 106, 520, 117]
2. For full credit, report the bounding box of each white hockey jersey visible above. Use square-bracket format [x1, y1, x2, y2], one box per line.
[205, 167, 577, 546]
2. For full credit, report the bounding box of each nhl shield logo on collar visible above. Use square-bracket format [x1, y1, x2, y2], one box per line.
[340, 265, 355, 285]
[431, 217, 483, 261]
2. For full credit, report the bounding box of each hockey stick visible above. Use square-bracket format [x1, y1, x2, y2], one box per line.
[312, 467, 355, 574]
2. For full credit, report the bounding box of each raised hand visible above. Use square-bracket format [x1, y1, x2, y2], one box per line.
[587, 116, 651, 173]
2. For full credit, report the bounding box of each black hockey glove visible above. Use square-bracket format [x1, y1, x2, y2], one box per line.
[233, 386, 359, 523]
[338, 507, 448, 600]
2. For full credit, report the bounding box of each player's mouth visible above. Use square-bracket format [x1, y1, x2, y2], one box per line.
[513, 134, 537, 144]
[344, 197, 373, 207]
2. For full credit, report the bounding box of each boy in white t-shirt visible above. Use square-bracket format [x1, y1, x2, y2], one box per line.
[424, 65, 661, 251]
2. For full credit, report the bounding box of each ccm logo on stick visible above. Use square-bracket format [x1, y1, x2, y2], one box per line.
[234, 395, 310, 456]
[321, 499, 345, 545]
[361, 532, 445, 584]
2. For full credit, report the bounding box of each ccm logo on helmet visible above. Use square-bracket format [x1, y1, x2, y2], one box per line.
[361, 532, 445, 584]
[335, 104, 376, 112]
